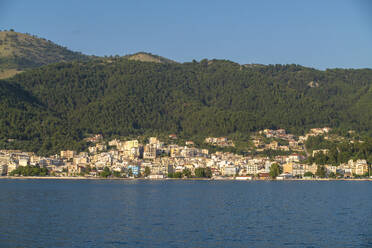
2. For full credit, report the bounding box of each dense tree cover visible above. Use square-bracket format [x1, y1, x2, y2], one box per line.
[168, 168, 192, 178]
[9, 165, 49, 176]
[306, 136, 372, 165]
[127, 168, 133, 177]
[304, 171, 314, 177]
[98, 167, 122, 178]
[168, 168, 191, 178]
[269, 163, 282, 179]
[182, 168, 192, 178]
[315, 165, 327, 178]
[1, 57, 372, 155]
[168, 167, 211, 178]
[0, 80, 88, 155]
[100, 166, 111, 178]
[144, 166, 151, 177]
[256, 149, 294, 158]
[328, 172, 336, 178]
[112, 171, 121, 178]
[194, 167, 212, 178]
[168, 172, 183, 178]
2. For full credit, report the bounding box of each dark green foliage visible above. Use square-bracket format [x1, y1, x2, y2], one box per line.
[316, 165, 327, 178]
[85, 164, 91, 174]
[257, 149, 294, 158]
[182, 168, 192, 178]
[168, 172, 183, 178]
[305, 136, 333, 153]
[269, 163, 282, 178]
[194, 167, 212, 178]
[1, 58, 372, 154]
[328, 172, 336, 178]
[304, 171, 314, 177]
[127, 168, 133, 177]
[306, 136, 372, 165]
[0, 80, 88, 155]
[9, 165, 49, 176]
[100, 166, 111, 178]
[112, 171, 121, 178]
[205, 167, 212, 178]
[144, 166, 151, 177]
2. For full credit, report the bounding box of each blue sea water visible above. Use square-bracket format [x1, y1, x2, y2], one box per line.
[0, 179, 371, 248]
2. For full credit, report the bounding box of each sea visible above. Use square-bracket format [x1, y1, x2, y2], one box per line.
[0, 179, 371, 248]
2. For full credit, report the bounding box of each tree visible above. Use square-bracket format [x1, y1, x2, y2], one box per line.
[174, 172, 183, 178]
[112, 171, 121, 178]
[100, 166, 111, 178]
[303, 171, 314, 177]
[195, 167, 205, 178]
[9, 165, 49, 176]
[315, 165, 326, 178]
[269, 163, 282, 179]
[128, 168, 133, 177]
[194, 167, 212, 178]
[182, 168, 192, 178]
[328, 172, 336, 178]
[144, 166, 151, 177]
[85, 164, 91, 174]
[205, 167, 212, 178]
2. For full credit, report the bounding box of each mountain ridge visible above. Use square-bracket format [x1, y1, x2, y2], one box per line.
[0, 30, 90, 78]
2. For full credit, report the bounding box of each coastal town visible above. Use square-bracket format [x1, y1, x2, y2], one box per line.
[0, 127, 371, 180]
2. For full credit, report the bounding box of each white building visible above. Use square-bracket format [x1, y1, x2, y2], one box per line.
[223, 166, 237, 176]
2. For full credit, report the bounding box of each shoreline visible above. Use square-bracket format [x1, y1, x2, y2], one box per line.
[1, 176, 371, 181]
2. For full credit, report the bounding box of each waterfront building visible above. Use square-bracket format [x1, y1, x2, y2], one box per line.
[312, 149, 329, 157]
[292, 164, 305, 177]
[7, 161, 18, 175]
[304, 164, 318, 175]
[60, 150, 76, 160]
[143, 144, 157, 160]
[246, 164, 258, 175]
[223, 166, 237, 176]
[128, 165, 140, 176]
[18, 158, 29, 167]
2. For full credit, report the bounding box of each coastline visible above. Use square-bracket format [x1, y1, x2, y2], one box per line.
[1, 176, 371, 181]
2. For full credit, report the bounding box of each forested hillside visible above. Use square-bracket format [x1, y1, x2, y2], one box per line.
[1, 56, 372, 155]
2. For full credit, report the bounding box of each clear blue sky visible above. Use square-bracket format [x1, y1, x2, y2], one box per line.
[1, 0, 371, 69]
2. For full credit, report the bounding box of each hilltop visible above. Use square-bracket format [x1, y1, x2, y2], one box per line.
[0, 31, 176, 79]
[0, 30, 89, 78]
[124, 52, 176, 64]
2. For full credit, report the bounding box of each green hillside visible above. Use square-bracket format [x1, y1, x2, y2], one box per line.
[1, 56, 372, 155]
[0, 30, 89, 78]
